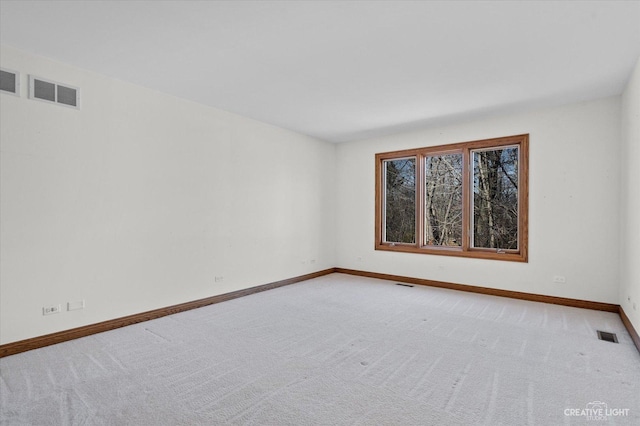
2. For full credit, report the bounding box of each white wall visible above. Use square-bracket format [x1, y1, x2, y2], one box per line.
[1, 43, 634, 346]
[336, 97, 622, 304]
[620, 56, 640, 332]
[0, 46, 336, 344]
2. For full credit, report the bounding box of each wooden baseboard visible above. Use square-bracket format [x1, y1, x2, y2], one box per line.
[0, 268, 336, 358]
[619, 307, 640, 354]
[3, 267, 636, 358]
[335, 268, 620, 312]
[337, 268, 640, 356]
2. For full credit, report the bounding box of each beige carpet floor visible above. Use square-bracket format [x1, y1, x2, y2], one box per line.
[1, 273, 639, 425]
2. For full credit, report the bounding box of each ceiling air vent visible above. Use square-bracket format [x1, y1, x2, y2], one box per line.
[0, 68, 20, 96]
[29, 75, 80, 109]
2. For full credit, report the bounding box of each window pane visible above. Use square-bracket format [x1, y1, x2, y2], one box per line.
[472, 146, 519, 249]
[425, 153, 462, 246]
[384, 158, 416, 244]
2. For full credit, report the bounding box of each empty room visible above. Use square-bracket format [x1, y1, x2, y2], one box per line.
[1, 1, 639, 424]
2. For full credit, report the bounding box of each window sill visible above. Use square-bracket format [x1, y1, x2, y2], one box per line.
[375, 243, 528, 262]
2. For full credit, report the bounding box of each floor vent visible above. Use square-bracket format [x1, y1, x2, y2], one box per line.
[597, 330, 618, 343]
[395, 283, 414, 288]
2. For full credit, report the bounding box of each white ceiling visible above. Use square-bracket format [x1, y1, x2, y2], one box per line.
[1, 1, 639, 143]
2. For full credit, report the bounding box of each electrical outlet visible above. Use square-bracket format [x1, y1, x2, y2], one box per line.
[43, 304, 61, 315]
[214, 276, 224, 283]
[553, 275, 566, 283]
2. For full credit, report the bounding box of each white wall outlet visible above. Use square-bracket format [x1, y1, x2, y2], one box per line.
[43, 304, 61, 315]
[214, 276, 224, 283]
[552, 275, 566, 283]
[67, 300, 85, 311]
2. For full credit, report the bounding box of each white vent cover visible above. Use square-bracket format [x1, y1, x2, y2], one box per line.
[29, 75, 80, 109]
[0, 68, 20, 96]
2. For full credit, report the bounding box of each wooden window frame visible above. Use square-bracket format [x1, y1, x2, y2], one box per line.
[375, 134, 529, 262]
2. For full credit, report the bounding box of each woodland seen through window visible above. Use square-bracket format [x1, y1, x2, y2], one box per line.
[375, 134, 528, 262]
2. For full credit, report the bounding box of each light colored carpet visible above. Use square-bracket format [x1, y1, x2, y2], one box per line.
[1, 273, 639, 425]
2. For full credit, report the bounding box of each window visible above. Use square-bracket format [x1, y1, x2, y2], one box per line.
[383, 157, 416, 244]
[375, 134, 528, 262]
